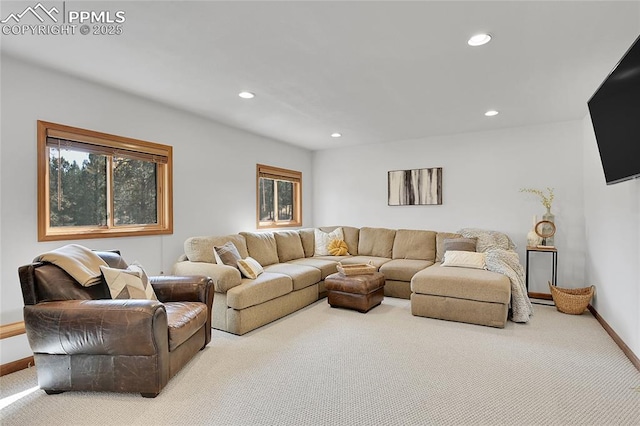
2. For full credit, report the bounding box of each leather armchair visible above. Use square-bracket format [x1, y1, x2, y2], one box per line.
[18, 250, 214, 398]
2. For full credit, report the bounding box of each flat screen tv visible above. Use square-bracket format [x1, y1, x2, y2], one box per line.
[587, 34, 640, 185]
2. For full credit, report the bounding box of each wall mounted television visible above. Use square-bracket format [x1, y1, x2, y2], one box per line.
[587, 34, 640, 185]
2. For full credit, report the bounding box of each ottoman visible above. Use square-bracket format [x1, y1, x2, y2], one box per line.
[325, 272, 385, 313]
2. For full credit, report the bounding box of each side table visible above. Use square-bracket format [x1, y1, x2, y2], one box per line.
[525, 246, 557, 299]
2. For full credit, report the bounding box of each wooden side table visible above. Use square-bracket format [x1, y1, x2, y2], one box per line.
[525, 246, 557, 298]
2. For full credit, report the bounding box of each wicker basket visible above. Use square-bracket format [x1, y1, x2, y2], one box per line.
[337, 262, 376, 276]
[548, 282, 595, 315]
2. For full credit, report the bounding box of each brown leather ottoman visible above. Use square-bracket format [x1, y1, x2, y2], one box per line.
[325, 272, 385, 313]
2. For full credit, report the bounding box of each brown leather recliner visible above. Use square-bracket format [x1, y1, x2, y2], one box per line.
[18, 250, 214, 398]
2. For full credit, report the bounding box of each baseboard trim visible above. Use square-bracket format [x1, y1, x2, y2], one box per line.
[588, 305, 640, 372]
[0, 356, 34, 377]
[0, 321, 26, 339]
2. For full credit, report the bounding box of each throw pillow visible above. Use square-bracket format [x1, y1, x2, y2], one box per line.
[314, 228, 344, 256]
[237, 257, 264, 279]
[441, 250, 487, 270]
[328, 239, 349, 256]
[214, 241, 242, 269]
[442, 238, 477, 258]
[100, 264, 158, 300]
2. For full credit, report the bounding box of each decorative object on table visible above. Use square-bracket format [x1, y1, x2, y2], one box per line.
[527, 215, 543, 247]
[534, 220, 556, 247]
[520, 187, 555, 246]
[336, 261, 376, 276]
[388, 167, 442, 206]
[548, 282, 595, 315]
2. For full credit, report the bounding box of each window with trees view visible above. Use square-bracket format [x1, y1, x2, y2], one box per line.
[37, 121, 173, 241]
[257, 164, 302, 229]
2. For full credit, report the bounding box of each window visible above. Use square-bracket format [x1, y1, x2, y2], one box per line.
[37, 120, 173, 241]
[256, 164, 302, 229]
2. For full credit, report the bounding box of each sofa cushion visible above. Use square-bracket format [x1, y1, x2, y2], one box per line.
[184, 234, 249, 263]
[237, 257, 264, 279]
[240, 232, 280, 267]
[320, 226, 359, 256]
[226, 272, 293, 310]
[436, 232, 462, 262]
[274, 231, 305, 262]
[298, 228, 316, 257]
[165, 301, 208, 351]
[214, 241, 242, 268]
[411, 264, 510, 304]
[358, 227, 396, 258]
[380, 259, 434, 282]
[264, 263, 321, 291]
[340, 256, 391, 269]
[392, 229, 436, 261]
[287, 258, 339, 279]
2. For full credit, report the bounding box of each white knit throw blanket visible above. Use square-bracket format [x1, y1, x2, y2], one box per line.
[458, 228, 533, 323]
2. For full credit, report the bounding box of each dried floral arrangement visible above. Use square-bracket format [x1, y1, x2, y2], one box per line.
[520, 187, 554, 210]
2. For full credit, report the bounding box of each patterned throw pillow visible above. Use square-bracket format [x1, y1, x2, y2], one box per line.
[100, 264, 158, 300]
[314, 228, 344, 256]
[237, 257, 264, 279]
[328, 239, 349, 256]
[441, 250, 487, 270]
[214, 242, 242, 269]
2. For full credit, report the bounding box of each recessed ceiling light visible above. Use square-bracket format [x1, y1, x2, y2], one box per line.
[485, 110, 499, 117]
[238, 91, 255, 99]
[468, 33, 492, 47]
[331, 133, 342, 138]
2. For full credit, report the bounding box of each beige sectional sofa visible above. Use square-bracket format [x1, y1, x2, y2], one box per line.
[173, 226, 512, 335]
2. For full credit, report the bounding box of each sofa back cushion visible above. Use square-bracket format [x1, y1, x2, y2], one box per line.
[392, 229, 436, 261]
[274, 231, 305, 262]
[436, 232, 462, 262]
[358, 227, 396, 258]
[298, 229, 315, 257]
[240, 232, 280, 266]
[184, 235, 248, 263]
[319, 226, 360, 256]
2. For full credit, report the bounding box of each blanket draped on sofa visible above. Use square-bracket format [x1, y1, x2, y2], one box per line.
[458, 228, 533, 322]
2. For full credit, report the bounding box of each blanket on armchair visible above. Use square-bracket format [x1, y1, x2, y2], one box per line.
[35, 244, 107, 287]
[458, 228, 533, 323]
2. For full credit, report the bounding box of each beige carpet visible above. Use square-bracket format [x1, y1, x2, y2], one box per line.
[1, 298, 639, 425]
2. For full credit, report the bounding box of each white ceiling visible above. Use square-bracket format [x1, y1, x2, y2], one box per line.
[1, 1, 639, 150]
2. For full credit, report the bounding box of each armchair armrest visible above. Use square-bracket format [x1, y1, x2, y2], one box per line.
[172, 261, 242, 293]
[150, 275, 213, 305]
[24, 300, 167, 356]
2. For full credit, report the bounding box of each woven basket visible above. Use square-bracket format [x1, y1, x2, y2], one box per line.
[548, 282, 595, 315]
[337, 262, 376, 276]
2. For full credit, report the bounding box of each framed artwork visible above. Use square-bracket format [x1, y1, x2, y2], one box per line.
[388, 167, 442, 206]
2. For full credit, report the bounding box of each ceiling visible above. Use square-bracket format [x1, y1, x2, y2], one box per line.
[1, 1, 639, 151]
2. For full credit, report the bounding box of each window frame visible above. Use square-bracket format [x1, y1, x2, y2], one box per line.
[256, 164, 302, 229]
[37, 120, 173, 241]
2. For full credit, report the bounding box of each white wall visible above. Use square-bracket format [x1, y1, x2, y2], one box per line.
[0, 55, 313, 362]
[313, 121, 586, 292]
[582, 115, 640, 358]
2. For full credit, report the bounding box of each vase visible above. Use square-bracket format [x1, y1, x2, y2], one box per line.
[542, 208, 555, 246]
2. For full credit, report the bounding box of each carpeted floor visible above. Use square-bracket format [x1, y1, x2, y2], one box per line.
[1, 298, 639, 425]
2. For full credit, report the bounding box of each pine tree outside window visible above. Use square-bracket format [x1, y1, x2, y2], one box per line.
[38, 121, 173, 241]
[257, 164, 302, 229]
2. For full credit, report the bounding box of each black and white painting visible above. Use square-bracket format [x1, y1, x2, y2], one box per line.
[388, 168, 442, 206]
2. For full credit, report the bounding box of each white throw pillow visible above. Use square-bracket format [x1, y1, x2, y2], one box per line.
[237, 257, 264, 279]
[314, 228, 344, 256]
[441, 250, 487, 270]
[100, 264, 158, 300]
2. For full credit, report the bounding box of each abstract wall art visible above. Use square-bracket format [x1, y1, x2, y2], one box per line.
[388, 167, 442, 206]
